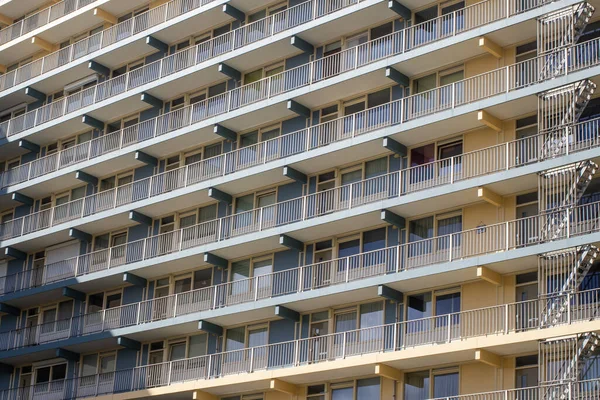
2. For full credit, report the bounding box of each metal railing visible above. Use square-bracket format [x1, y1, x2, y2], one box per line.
[0, 0, 561, 140]
[430, 379, 600, 400]
[0, 1, 593, 191]
[1, 33, 599, 239]
[0, 0, 361, 97]
[1, 109, 600, 295]
[3, 194, 600, 350]
[0, 0, 221, 92]
[2, 295, 599, 398]
[0, 0, 97, 46]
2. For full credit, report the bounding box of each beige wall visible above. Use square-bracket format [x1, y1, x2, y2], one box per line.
[150, 0, 171, 8]
[381, 376, 400, 400]
[462, 280, 499, 310]
[460, 363, 499, 394]
[463, 126, 499, 153]
[465, 54, 502, 78]
[502, 357, 517, 390]
[265, 391, 293, 400]
[463, 202, 502, 230]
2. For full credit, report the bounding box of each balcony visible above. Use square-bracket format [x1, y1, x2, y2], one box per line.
[1, 118, 600, 299]
[0, 0, 99, 48]
[1, 291, 599, 397]
[0, 0, 589, 207]
[430, 381, 600, 400]
[0, 0, 230, 113]
[0, 37, 598, 251]
[0, 0, 387, 115]
[0, 0, 574, 148]
[1, 195, 600, 355]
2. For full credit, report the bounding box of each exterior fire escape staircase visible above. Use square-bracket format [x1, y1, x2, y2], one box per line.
[538, 2, 595, 79]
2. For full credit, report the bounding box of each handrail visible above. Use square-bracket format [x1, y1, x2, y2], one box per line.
[1, 293, 599, 397]
[0, 36, 597, 243]
[0, 119, 600, 294]
[0, 0, 586, 189]
[0, 0, 221, 91]
[0, 0, 560, 139]
[0, 0, 97, 46]
[0, 0, 357, 95]
[2, 195, 600, 350]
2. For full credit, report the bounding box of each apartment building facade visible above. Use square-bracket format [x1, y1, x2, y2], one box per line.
[0, 0, 599, 399]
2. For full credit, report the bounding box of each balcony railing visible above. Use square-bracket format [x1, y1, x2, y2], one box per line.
[0, 0, 561, 139]
[0, 0, 221, 92]
[0, 0, 364, 97]
[0, 34, 598, 245]
[0, 0, 97, 46]
[1, 293, 599, 398]
[2, 192, 600, 350]
[0, 1, 592, 192]
[0, 112, 599, 295]
[430, 380, 600, 400]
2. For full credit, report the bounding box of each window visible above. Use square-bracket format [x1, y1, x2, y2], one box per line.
[87, 290, 122, 313]
[99, 171, 132, 192]
[516, 355, 538, 388]
[189, 333, 208, 358]
[329, 378, 381, 400]
[320, 105, 338, 123]
[81, 352, 116, 376]
[35, 363, 67, 385]
[149, 341, 164, 364]
[307, 384, 326, 400]
[405, 368, 458, 399]
[168, 339, 187, 361]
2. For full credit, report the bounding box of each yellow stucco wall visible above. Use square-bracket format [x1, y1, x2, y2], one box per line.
[465, 54, 502, 78]
[265, 391, 292, 400]
[462, 280, 499, 310]
[460, 363, 499, 394]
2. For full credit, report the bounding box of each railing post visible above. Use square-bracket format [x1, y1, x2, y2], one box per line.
[254, 277, 259, 301]
[564, 48, 568, 76]
[348, 183, 353, 209]
[249, 347, 255, 373]
[294, 339, 300, 366]
[505, 142, 510, 170]
[395, 245, 401, 273]
[505, 221, 509, 250]
[345, 257, 350, 282]
[452, 10, 457, 35]
[567, 292, 571, 324]
[101, 309, 106, 332]
[342, 332, 347, 358]
[504, 304, 509, 334]
[450, 157, 454, 183]
[298, 266, 304, 292]
[447, 314, 452, 342]
[136, 302, 141, 325]
[173, 293, 178, 317]
[213, 284, 221, 310]
[167, 362, 172, 385]
[448, 234, 453, 261]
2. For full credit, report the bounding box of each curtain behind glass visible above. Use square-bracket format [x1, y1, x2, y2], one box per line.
[335, 311, 357, 333]
[357, 378, 381, 400]
[433, 372, 459, 398]
[359, 301, 383, 328]
[226, 327, 245, 351]
[409, 217, 434, 242]
[405, 371, 429, 400]
[189, 334, 207, 357]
